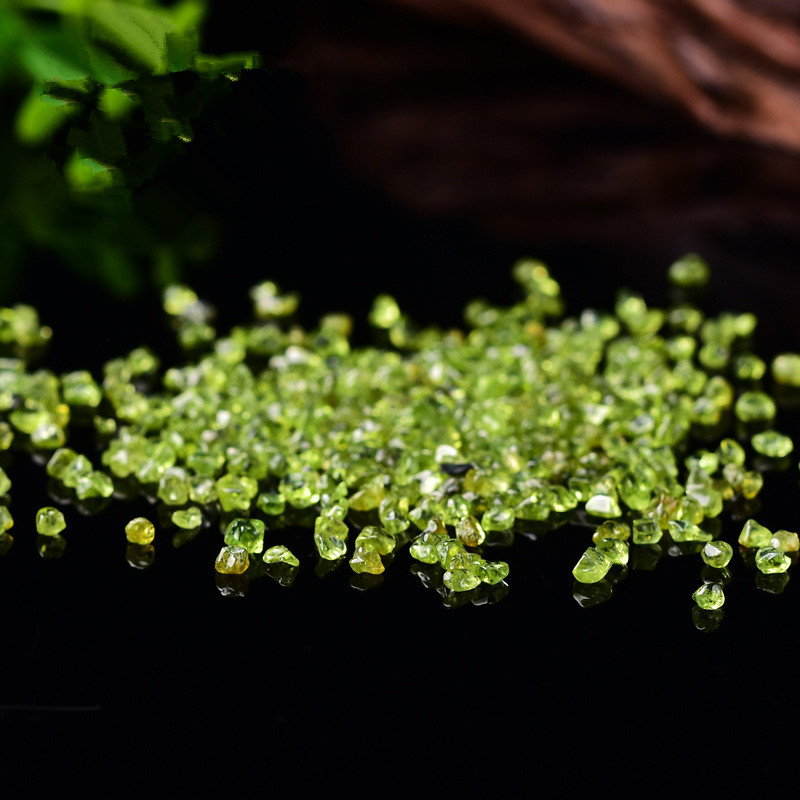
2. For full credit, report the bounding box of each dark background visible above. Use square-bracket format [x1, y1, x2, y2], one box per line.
[3, 2, 800, 795]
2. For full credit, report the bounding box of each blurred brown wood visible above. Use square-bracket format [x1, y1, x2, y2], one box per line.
[375, 0, 800, 151]
[284, 1, 800, 324]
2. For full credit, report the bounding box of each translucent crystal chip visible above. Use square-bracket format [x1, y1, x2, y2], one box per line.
[734, 391, 776, 422]
[215, 545, 249, 575]
[584, 494, 621, 518]
[667, 254, 710, 288]
[216, 474, 258, 512]
[738, 519, 772, 549]
[0, 505, 12, 531]
[591, 521, 631, 544]
[257, 492, 285, 516]
[171, 507, 202, 530]
[36, 507, 66, 537]
[224, 518, 265, 555]
[595, 538, 629, 566]
[769, 530, 800, 553]
[701, 540, 733, 568]
[632, 518, 662, 544]
[572, 548, 611, 583]
[125, 517, 155, 545]
[455, 515, 485, 547]
[751, 430, 793, 458]
[262, 545, 299, 567]
[355, 526, 395, 555]
[667, 520, 711, 542]
[732, 353, 766, 382]
[314, 515, 348, 561]
[479, 560, 509, 585]
[409, 531, 445, 564]
[443, 568, 481, 592]
[350, 545, 384, 575]
[755, 546, 790, 574]
[693, 583, 725, 610]
[771, 353, 800, 387]
[368, 294, 401, 329]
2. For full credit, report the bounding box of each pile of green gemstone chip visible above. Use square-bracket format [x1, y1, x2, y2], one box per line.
[0, 253, 799, 619]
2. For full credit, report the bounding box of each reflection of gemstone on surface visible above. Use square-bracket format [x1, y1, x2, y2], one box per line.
[692, 606, 724, 633]
[126, 543, 155, 569]
[36, 533, 65, 559]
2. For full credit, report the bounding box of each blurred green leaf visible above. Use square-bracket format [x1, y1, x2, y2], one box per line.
[14, 83, 79, 144]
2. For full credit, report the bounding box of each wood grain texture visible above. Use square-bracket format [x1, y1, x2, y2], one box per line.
[376, 0, 800, 150]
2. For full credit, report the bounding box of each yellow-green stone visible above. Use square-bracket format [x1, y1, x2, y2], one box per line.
[0, 531, 12, 556]
[455, 515, 485, 547]
[0, 505, 12, 531]
[572, 548, 611, 583]
[163, 284, 199, 316]
[751, 430, 793, 458]
[755, 546, 790, 574]
[701, 540, 733, 568]
[157, 468, 190, 506]
[0, 467, 10, 496]
[734, 391, 776, 422]
[693, 583, 725, 610]
[668, 254, 710, 288]
[35, 507, 66, 537]
[409, 532, 445, 564]
[733, 353, 766, 382]
[0, 422, 13, 450]
[717, 438, 745, 466]
[314, 515, 348, 560]
[771, 353, 800, 387]
[257, 492, 285, 516]
[262, 545, 299, 567]
[632, 518, 662, 544]
[437, 538, 466, 570]
[224, 518, 265, 555]
[740, 471, 763, 499]
[125, 516, 155, 545]
[592, 521, 631, 544]
[584, 494, 621, 518]
[443, 568, 481, 592]
[216, 474, 258, 512]
[769, 530, 800, 553]
[350, 544, 384, 574]
[214, 545, 249, 574]
[369, 294, 401, 329]
[667, 520, 711, 542]
[355, 525, 395, 555]
[481, 506, 515, 531]
[171, 507, 202, 529]
[377, 495, 409, 535]
[595, 538, 628, 566]
[479, 560, 509, 585]
[739, 519, 772, 549]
